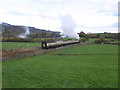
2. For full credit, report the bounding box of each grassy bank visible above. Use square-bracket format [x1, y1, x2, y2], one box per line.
[2, 44, 118, 88]
[1, 42, 41, 49]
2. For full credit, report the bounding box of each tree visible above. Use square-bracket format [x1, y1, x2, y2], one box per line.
[99, 36, 105, 42]
[41, 32, 47, 37]
[96, 34, 101, 38]
[78, 31, 86, 38]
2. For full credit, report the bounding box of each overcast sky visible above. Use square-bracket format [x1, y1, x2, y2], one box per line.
[0, 0, 119, 33]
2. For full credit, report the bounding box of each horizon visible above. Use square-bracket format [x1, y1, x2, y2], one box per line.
[1, 22, 118, 34]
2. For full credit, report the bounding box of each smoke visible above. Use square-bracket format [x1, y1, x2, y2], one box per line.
[19, 26, 30, 38]
[61, 14, 79, 39]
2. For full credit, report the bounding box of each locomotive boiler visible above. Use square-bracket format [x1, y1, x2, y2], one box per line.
[41, 40, 80, 49]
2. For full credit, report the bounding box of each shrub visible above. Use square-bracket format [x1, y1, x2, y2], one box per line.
[94, 36, 109, 44]
[99, 36, 105, 42]
[1, 37, 33, 42]
[95, 39, 102, 44]
[80, 37, 88, 42]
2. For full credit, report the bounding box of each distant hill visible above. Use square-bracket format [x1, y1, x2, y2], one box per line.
[0, 22, 61, 38]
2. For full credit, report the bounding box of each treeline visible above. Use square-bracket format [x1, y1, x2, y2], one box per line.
[27, 32, 61, 38]
[2, 31, 61, 38]
[78, 31, 119, 40]
[0, 37, 60, 42]
[78, 31, 120, 43]
[87, 33, 119, 39]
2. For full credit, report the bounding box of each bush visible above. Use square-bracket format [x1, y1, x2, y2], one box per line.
[1, 37, 60, 42]
[1, 37, 33, 42]
[80, 37, 88, 42]
[99, 36, 105, 42]
[94, 36, 109, 44]
[95, 39, 102, 44]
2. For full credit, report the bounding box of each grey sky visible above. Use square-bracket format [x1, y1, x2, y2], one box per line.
[0, 0, 118, 33]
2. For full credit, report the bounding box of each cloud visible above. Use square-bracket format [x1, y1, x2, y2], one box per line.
[7, 11, 28, 16]
[0, 0, 118, 33]
[75, 27, 118, 33]
[111, 23, 118, 28]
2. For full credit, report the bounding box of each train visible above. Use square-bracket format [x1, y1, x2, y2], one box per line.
[41, 40, 80, 49]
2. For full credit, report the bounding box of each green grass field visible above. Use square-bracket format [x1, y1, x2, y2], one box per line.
[0, 62, 2, 89]
[88, 38, 98, 41]
[88, 38, 117, 42]
[2, 44, 118, 88]
[1, 42, 41, 49]
[109, 41, 120, 43]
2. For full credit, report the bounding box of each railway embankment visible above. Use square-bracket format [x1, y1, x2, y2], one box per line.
[1, 42, 95, 61]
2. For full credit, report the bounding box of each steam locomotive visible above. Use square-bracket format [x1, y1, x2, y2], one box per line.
[41, 40, 80, 49]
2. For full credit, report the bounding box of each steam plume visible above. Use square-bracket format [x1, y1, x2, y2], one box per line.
[19, 26, 30, 38]
[61, 14, 79, 39]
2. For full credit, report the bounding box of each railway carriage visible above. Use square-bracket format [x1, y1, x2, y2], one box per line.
[42, 40, 80, 49]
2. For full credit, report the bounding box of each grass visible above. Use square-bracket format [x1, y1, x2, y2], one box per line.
[0, 62, 2, 89]
[109, 41, 120, 43]
[2, 44, 118, 88]
[50, 44, 118, 55]
[88, 38, 116, 42]
[1, 42, 41, 49]
[88, 38, 98, 41]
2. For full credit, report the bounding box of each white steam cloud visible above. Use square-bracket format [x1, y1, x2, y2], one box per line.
[61, 14, 79, 39]
[19, 26, 30, 38]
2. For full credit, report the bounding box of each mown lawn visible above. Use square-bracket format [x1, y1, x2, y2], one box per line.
[1, 42, 41, 49]
[2, 44, 118, 88]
